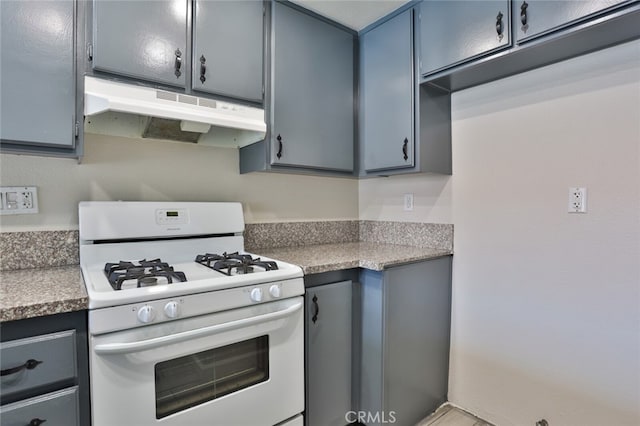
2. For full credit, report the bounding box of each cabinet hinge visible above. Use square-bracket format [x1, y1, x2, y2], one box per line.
[87, 43, 93, 61]
[75, 121, 80, 138]
[262, 85, 265, 96]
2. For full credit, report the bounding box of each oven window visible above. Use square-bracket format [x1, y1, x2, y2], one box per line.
[154, 335, 269, 419]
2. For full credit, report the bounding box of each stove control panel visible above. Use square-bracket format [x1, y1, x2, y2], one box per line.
[155, 208, 189, 225]
[88, 278, 305, 334]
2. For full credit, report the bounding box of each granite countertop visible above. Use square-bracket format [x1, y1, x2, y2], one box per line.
[0, 241, 451, 322]
[0, 265, 88, 322]
[256, 241, 452, 275]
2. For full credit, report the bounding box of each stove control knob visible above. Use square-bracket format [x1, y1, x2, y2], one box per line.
[164, 301, 179, 319]
[250, 288, 263, 302]
[137, 305, 155, 323]
[269, 284, 282, 298]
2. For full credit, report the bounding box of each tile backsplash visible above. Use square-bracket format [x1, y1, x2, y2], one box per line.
[0, 231, 79, 271]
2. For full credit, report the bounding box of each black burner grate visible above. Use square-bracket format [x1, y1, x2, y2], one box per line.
[104, 259, 187, 291]
[195, 252, 278, 276]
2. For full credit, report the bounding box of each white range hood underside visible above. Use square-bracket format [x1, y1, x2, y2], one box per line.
[84, 76, 267, 147]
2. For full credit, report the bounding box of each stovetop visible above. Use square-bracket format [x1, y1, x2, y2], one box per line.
[80, 236, 303, 309]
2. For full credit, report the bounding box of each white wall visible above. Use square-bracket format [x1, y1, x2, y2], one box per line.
[0, 134, 358, 231]
[361, 40, 640, 425]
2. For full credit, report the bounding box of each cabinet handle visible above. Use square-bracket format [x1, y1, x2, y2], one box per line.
[520, 1, 529, 28]
[495, 11, 504, 41]
[1, 358, 43, 377]
[312, 294, 319, 323]
[27, 419, 47, 426]
[174, 49, 182, 78]
[276, 134, 283, 159]
[402, 137, 409, 161]
[199, 55, 207, 84]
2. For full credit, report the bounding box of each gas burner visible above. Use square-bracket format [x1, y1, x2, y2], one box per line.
[195, 252, 278, 276]
[104, 259, 187, 291]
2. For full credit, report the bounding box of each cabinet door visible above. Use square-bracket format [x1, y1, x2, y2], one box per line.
[193, 0, 264, 102]
[92, 0, 187, 87]
[384, 258, 452, 426]
[516, 0, 632, 42]
[0, 387, 79, 426]
[0, 0, 75, 148]
[361, 9, 415, 172]
[360, 257, 452, 426]
[419, 0, 511, 76]
[271, 2, 354, 171]
[306, 281, 352, 426]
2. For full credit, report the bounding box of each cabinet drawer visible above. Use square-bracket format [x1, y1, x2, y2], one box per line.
[0, 386, 79, 426]
[1, 331, 76, 397]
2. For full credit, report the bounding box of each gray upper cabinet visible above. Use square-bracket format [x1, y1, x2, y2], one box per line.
[419, 0, 511, 76]
[0, 0, 77, 151]
[92, 0, 188, 87]
[270, 1, 354, 171]
[358, 6, 452, 177]
[361, 9, 414, 172]
[192, 0, 264, 102]
[516, 0, 633, 42]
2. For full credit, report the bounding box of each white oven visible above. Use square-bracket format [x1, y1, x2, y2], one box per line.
[79, 202, 305, 426]
[90, 297, 303, 426]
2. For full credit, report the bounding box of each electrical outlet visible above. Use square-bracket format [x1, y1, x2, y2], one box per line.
[404, 193, 414, 211]
[0, 186, 39, 215]
[568, 187, 587, 213]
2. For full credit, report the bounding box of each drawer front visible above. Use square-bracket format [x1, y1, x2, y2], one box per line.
[1, 331, 76, 397]
[0, 386, 79, 426]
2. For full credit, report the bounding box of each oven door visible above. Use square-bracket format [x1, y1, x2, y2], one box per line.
[89, 297, 303, 426]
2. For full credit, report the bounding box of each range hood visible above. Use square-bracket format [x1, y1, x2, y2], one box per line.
[84, 76, 266, 147]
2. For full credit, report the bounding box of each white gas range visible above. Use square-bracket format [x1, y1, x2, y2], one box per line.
[79, 201, 304, 426]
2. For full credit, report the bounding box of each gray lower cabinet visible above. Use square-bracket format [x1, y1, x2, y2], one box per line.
[0, 387, 79, 426]
[192, 0, 264, 102]
[359, 257, 452, 426]
[0, 0, 81, 156]
[418, 0, 511, 77]
[360, 9, 415, 172]
[305, 280, 353, 426]
[269, 1, 354, 172]
[91, 0, 188, 87]
[516, 0, 633, 43]
[0, 311, 89, 426]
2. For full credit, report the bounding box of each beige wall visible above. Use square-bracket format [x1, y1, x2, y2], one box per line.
[0, 134, 359, 231]
[359, 173, 452, 223]
[446, 40, 639, 425]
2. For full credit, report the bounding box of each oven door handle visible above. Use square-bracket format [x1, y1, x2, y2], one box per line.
[94, 302, 302, 355]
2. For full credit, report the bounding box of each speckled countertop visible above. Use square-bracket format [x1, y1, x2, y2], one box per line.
[0, 265, 88, 322]
[257, 241, 452, 275]
[0, 222, 452, 322]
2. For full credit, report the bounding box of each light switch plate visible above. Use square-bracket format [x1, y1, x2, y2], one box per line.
[0, 186, 39, 215]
